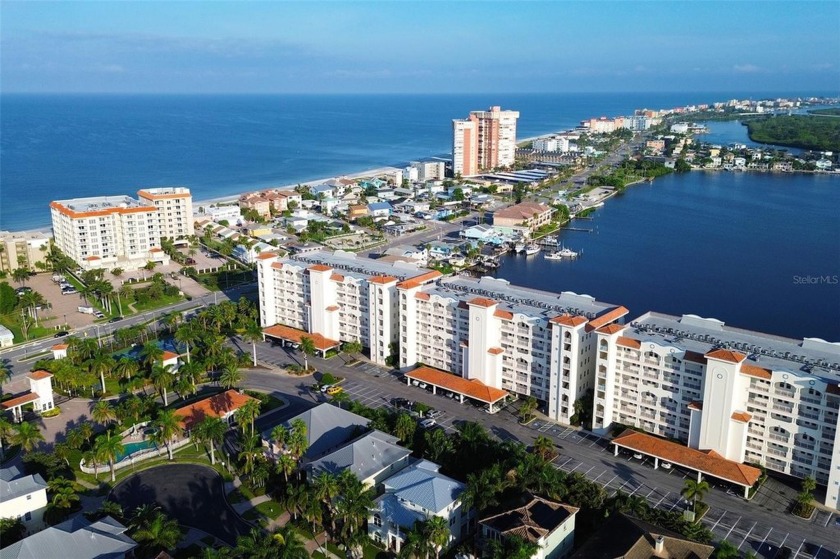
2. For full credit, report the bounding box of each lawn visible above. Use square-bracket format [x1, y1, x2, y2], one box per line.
[131, 293, 185, 313]
[195, 269, 254, 292]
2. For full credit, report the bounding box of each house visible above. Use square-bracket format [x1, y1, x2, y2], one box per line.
[492, 202, 554, 236]
[460, 224, 495, 242]
[1, 516, 137, 559]
[569, 513, 713, 559]
[480, 494, 579, 559]
[0, 465, 48, 534]
[347, 204, 370, 221]
[233, 242, 274, 264]
[1, 371, 55, 423]
[173, 389, 258, 432]
[306, 430, 411, 488]
[815, 159, 833, 170]
[383, 245, 428, 266]
[426, 241, 455, 260]
[261, 402, 370, 462]
[369, 460, 472, 554]
[368, 202, 393, 217]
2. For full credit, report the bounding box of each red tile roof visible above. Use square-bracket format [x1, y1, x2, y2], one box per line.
[617, 336, 641, 349]
[684, 350, 706, 364]
[468, 297, 497, 308]
[731, 411, 752, 423]
[706, 349, 747, 363]
[688, 401, 703, 411]
[330, 273, 345, 282]
[487, 347, 504, 355]
[270, 262, 284, 270]
[262, 324, 340, 351]
[174, 389, 258, 431]
[1, 392, 40, 409]
[494, 309, 514, 320]
[396, 270, 442, 290]
[161, 351, 180, 362]
[405, 366, 508, 404]
[741, 364, 772, 380]
[612, 430, 761, 487]
[326, 305, 340, 312]
[257, 252, 278, 260]
[308, 264, 332, 272]
[415, 292, 430, 300]
[27, 370, 53, 381]
[52, 344, 69, 351]
[551, 314, 588, 327]
[588, 306, 629, 329]
[494, 202, 551, 221]
[596, 324, 624, 335]
[368, 275, 397, 285]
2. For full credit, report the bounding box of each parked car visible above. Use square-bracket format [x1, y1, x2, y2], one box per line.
[53, 331, 69, 338]
[632, 453, 644, 460]
[391, 398, 410, 409]
[660, 461, 672, 470]
[419, 418, 436, 429]
[185, 258, 196, 265]
[320, 384, 333, 393]
[109, 316, 124, 323]
[426, 410, 442, 419]
[94, 311, 105, 319]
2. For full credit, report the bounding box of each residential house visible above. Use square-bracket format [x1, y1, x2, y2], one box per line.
[815, 159, 833, 170]
[202, 204, 242, 224]
[460, 224, 495, 242]
[368, 202, 393, 218]
[347, 204, 370, 221]
[569, 513, 713, 559]
[0, 465, 48, 534]
[1, 516, 137, 559]
[426, 241, 456, 260]
[383, 245, 429, 266]
[261, 403, 370, 462]
[232, 242, 275, 264]
[369, 460, 472, 554]
[173, 389, 258, 432]
[480, 495, 579, 559]
[310, 184, 336, 199]
[306, 430, 411, 488]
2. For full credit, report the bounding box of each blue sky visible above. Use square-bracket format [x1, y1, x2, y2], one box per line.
[2, 1, 838, 94]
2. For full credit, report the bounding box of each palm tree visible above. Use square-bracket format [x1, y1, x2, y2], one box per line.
[177, 360, 202, 394]
[681, 478, 710, 514]
[193, 416, 227, 465]
[218, 366, 242, 390]
[287, 418, 308, 460]
[47, 477, 80, 510]
[276, 453, 297, 484]
[140, 341, 164, 372]
[94, 430, 125, 482]
[175, 322, 201, 365]
[0, 416, 14, 457]
[98, 499, 124, 522]
[91, 400, 117, 426]
[284, 482, 309, 521]
[299, 336, 316, 371]
[11, 268, 29, 286]
[11, 421, 44, 453]
[152, 409, 183, 460]
[394, 413, 416, 444]
[241, 322, 263, 367]
[334, 470, 374, 547]
[114, 357, 139, 385]
[270, 424, 288, 458]
[532, 435, 555, 461]
[269, 525, 309, 559]
[425, 515, 450, 559]
[87, 353, 115, 394]
[133, 510, 181, 555]
[149, 364, 174, 406]
[462, 465, 505, 514]
[238, 434, 261, 477]
[236, 399, 261, 437]
[399, 524, 431, 559]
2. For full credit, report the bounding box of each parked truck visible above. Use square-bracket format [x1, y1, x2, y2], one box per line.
[78, 306, 95, 314]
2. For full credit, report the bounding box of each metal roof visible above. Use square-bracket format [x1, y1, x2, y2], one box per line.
[261, 402, 370, 461]
[1, 516, 137, 559]
[382, 460, 465, 514]
[307, 430, 409, 481]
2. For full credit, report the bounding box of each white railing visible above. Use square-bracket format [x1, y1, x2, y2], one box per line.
[79, 437, 192, 475]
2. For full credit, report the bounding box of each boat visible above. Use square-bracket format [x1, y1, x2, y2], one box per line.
[524, 243, 540, 255]
[514, 242, 525, 253]
[545, 245, 579, 260]
[544, 251, 564, 260]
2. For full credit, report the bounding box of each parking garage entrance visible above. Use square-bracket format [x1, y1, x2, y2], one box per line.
[404, 366, 509, 413]
[612, 429, 762, 498]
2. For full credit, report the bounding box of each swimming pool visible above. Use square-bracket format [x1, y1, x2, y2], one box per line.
[116, 440, 157, 463]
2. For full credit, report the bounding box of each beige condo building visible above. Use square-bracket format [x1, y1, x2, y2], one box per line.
[452, 106, 519, 177]
[137, 187, 194, 241]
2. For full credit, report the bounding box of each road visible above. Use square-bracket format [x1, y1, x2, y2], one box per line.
[245, 341, 840, 559]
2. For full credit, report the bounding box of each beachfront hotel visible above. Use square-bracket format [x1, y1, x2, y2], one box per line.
[137, 187, 194, 241]
[452, 106, 519, 177]
[593, 312, 840, 509]
[50, 195, 169, 271]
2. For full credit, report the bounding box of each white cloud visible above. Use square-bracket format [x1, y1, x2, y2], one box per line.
[733, 64, 762, 73]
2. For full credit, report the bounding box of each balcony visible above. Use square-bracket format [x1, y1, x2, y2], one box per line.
[766, 447, 788, 458]
[775, 388, 796, 399]
[772, 403, 794, 413]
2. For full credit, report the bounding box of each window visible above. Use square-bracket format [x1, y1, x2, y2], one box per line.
[24, 511, 32, 521]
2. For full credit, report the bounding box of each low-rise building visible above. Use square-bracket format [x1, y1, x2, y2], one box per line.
[369, 460, 472, 554]
[0, 371, 55, 422]
[1, 516, 137, 559]
[480, 494, 578, 559]
[0, 231, 51, 273]
[307, 430, 411, 488]
[492, 202, 553, 237]
[173, 389, 258, 432]
[0, 465, 48, 534]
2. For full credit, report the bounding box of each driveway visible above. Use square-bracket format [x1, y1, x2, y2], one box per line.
[110, 464, 251, 545]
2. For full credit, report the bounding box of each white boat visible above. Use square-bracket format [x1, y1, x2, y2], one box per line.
[524, 244, 540, 255]
[514, 242, 525, 253]
[544, 251, 564, 260]
[545, 245, 579, 260]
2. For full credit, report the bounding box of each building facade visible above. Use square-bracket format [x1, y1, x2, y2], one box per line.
[0, 231, 50, 273]
[452, 106, 519, 177]
[592, 312, 840, 510]
[50, 195, 170, 271]
[0, 466, 48, 534]
[137, 187, 194, 240]
[492, 202, 554, 236]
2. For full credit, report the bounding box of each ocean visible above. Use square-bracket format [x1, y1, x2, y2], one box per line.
[1, 92, 837, 340]
[0, 91, 818, 231]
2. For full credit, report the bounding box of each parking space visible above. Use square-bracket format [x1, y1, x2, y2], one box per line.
[24, 273, 98, 330]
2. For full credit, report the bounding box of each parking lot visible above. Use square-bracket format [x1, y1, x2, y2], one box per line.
[22, 273, 98, 331]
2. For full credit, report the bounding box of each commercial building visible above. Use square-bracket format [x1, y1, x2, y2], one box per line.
[50, 195, 169, 271]
[593, 311, 840, 509]
[0, 231, 50, 273]
[452, 106, 519, 177]
[257, 250, 440, 366]
[137, 187, 194, 240]
[492, 202, 554, 236]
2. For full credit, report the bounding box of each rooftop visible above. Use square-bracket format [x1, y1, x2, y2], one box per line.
[262, 324, 340, 351]
[1, 516, 137, 559]
[628, 312, 840, 382]
[307, 430, 409, 481]
[405, 366, 508, 404]
[289, 250, 433, 283]
[51, 195, 155, 215]
[382, 460, 465, 514]
[262, 403, 370, 461]
[173, 390, 257, 431]
[493, 201, 551, 220]
[480, 494, 578, 543]
[0, 469, 47, 502]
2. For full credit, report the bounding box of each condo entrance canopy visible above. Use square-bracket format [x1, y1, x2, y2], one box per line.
[404, 366, 509, 411]
[262, 324, 341, 355]
[612, 429, 762, 495]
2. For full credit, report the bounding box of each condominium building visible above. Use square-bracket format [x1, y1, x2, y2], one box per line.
[0, 231, 50, 273]
[137, 187, 194, 240]
[398, 275, 627, 423]
[256, 250, 440, 366]
[593, 312, 840, 509]
[452, 106, 519, 177]
[492, 201, 554, 237]
[50, 196, 169, 271]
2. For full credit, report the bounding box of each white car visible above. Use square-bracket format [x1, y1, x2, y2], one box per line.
[419, 419, 436, 429]
[632, 453, 643, 460]
[660, 462, 672, 470]
[320, 384, 333, 393]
